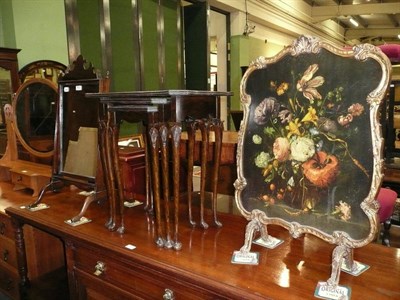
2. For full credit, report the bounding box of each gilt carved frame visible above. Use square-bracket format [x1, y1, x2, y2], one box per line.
[234, 35, 391, 295]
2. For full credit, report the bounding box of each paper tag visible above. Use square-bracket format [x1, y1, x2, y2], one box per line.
[315, 281, 351, 300]
[125, 244, 136, 250]
[231, 251, 259, 265]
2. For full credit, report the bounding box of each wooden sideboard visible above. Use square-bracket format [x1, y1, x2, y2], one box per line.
[0, 183, 65, 299]
[4, 185, 400, 299]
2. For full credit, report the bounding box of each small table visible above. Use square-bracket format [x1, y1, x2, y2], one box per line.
[86, 90, 232, 233]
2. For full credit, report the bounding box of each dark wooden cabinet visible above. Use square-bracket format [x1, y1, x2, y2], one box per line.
[118, 147, 146, 202]
[0, 48, 20, 130]
[0, 48, 20, 93]
[384, 80, 400, 164]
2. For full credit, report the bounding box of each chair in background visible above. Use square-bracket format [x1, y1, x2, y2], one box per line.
[377, 187, 398, 246]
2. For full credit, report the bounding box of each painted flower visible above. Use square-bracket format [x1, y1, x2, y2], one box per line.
[296, 64, 324, 102]
[337, 113, 353, 126]
[252, 134, 262, 144]
[334, 201, 351, 221]
[301, 106, 318, 125]
[290, 137, 315, 162]
[277, 82, 289, 95]
[273, 137, 290, 162]
[348, 103, 364, 116]
[254, 97, 281, 125]
[286, 118, 302, 138]
[255, 151, 271, 168]
[302, 151, 339, 188]
[278, 109, 292, 124]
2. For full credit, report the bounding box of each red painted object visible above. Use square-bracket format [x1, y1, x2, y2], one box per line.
[377, 187, 398, 246]
[378, 44, 400, 63]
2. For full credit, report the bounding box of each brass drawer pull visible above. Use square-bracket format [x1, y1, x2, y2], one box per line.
[0, 222, 5, 235]
[163, 288, 175, 300]
[93, 261, 106, 276]
[3, 249, 9, 261]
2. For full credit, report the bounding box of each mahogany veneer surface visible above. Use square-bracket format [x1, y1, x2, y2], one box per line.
[5, 188, 400, 299]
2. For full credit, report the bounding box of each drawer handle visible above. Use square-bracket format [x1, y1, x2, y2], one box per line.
[163, 288, 175, 300]
[5, 278, 13, 291]
[3, 249, 9, 261]
[0, 222, 5, 235]
[93, 261, 106, 276]
[16, 175, 22, 182]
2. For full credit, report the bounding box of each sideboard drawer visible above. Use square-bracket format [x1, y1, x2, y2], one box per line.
[71, 244, 223, 299]
[0, 265, 19, 300]
[0, 236, 17, 268]
[0, 213, 13, 240]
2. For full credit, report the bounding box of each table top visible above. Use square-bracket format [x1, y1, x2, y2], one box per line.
[4, 183, 400, 299]
[86, 89, 233, 101]
[87, 89, 233, 97]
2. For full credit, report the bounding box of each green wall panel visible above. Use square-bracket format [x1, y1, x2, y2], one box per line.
[142, 0, 159, 90]
[0, 0, 16, 48]
[164, 0, 180, 89]
[110, 0, 136, 91]
[8, 0, 68, 68]
[77, 0, 102, 71]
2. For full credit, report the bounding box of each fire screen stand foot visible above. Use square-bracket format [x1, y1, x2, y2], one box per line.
[232, 209, 281, 265]
[315, 245, 354, 300]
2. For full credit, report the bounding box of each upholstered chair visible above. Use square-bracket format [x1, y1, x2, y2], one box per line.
[377, 187, 398, 246]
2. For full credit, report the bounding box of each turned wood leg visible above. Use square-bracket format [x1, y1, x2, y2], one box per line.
[199, 120, 209, 229]
[149, 126, 164, 247]
[211, 119, 223, 228]
[186, 122, 196, 227]
[143, 125, 154, 213]
[110, 118, 125, 234]
[99, 119, 114, 230]
[104, 114, 117, 231]
[171, 124, 182, 250]
[11, 217, 30, 296]
[160, 125, 172, 248]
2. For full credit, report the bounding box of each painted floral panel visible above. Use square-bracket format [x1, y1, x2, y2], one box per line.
[240, 49, 383, 239]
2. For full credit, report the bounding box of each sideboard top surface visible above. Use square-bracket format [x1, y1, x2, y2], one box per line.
[4, 183, 400, 299]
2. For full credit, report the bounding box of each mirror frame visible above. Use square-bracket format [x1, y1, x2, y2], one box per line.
[12, 78, 58, 158]
[19, 60, 66, 84]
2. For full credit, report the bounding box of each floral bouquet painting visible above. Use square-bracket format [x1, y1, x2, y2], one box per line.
[238, 45, 387, 239]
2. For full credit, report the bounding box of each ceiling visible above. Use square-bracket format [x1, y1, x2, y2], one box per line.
[303, 0, 400, 45]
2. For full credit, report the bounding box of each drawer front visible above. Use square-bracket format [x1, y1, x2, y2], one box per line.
[11, 172, 31, 187]
[0, 236, 17, 268]
[0, 213, 14, 240]
[71, 245, 222, 300]
[0, 265, 19, 300]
